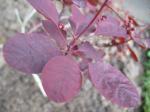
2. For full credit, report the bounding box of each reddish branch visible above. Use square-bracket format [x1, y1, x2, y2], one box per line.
[68, 0, 109, 51]
[76, 0, 109, 39]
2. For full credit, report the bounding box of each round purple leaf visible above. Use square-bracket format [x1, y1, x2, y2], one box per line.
[3, 33, 61, 74]
[89, 61, 140, 108]
[41, 56, 82, 103]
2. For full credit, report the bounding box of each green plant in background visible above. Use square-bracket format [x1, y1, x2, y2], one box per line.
[0, 36, 6, 44]
[141, 49, 150, 112]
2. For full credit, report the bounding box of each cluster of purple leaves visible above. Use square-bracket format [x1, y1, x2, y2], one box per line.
[3, 0, 144, 108]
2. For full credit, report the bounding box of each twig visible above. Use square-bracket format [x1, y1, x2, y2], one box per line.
[23, 9, 36, 26]
[68, 0, 109, 51]
[29, 23, 42, 33]
[76, 0, 109, 39]
[15, 8, 36, 33]
[32, 74, 47, 97]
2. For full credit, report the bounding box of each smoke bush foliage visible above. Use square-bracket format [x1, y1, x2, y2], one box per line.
[3, 0, 150, 108]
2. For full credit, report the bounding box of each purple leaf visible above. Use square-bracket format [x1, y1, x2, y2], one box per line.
[78, 42, 105, 61]
[42, 20, 67, 49]
[95, 15, 128, 38]
[72, 0, 87, 7]
[27, 0, 59, 24]
[3, 33, 61, 74]
[69, 5, 95, 35]
[132, 33, 146, 48]
[89, 61, 140, 107]
[41, 56, 82, 102]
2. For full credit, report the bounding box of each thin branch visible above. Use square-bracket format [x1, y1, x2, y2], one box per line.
[33, 74, 47, 97]
[23, 9, 36, 26]
[29, 23, 42, 33]
[68, 0, 109, 50]
[76, 0, 109, 39]
[15, 9, 25, 33]
[15, 9, 23, 25]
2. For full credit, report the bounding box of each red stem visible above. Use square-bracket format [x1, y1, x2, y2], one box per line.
[76, 0, 109, 39]
[68, 0, 109, 51]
